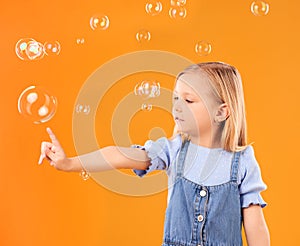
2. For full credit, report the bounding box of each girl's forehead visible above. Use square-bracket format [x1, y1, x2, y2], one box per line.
[175, 71, 212, 97]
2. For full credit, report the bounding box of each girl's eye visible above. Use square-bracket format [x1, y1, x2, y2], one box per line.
[185, 99, 193, 103]
[173, 96, 179, 100]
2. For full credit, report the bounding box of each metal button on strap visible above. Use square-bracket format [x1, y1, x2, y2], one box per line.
[197, 214, 204, 222]
[199, 189, 207, 197]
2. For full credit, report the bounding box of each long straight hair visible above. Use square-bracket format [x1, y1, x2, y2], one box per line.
[177, 62, 249, 152]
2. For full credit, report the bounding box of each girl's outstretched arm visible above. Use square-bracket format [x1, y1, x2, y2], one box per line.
[38, 127, 151, 172]
[243, 205, 270, 246]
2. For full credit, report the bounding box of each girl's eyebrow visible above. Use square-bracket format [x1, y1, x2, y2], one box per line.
[174, 90, 196, 97]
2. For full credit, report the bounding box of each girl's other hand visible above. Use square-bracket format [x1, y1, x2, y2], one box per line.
[38, 127, 72, 171]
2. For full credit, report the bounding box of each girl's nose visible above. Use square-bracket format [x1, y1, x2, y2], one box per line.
[175, 106, 182, 113]
[173, 100, 183, 113]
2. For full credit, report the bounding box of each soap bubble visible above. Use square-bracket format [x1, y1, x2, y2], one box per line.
[76, 38, 85, 45]
[15, 38, 44, 61]
[169, 6, 187, 19]
[251, 1, 269, 16]
[90, 15, 110, 30]
[25, 40, 45, 60]
[195, 41, 212, 56]
[141, 103, 153, 111]
[170, 0, 186, 7]
[75, 104, 90, 115]
[136, 29, 151, 43]
[43, 41, 61, 56]
[134, 81, 160, 99]
[145, 1, 163, 16]
[80, 170, 90, 180]
[18, 85, 57, 124]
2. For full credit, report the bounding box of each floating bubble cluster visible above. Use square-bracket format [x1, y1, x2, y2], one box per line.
[18, 85, 57, 124]
[251, 1, 269, 16]
[75, 104, 90, 115]
[134, 80, 160, 99]
[90, 15, 110, 30]
[136, 29, 151, 43]
[145, 1, 163, 16]
[15, 38, 61, 61]
[169, 0, 187, 19]
[195, 40, 212, 56]
[15, 38, 44, 61]
[15, 0, 270, 131]
[135, 81, 160, 111]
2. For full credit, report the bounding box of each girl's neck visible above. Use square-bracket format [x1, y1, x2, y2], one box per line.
[189, 137, 222, 149]
[188, 126, 223, 149]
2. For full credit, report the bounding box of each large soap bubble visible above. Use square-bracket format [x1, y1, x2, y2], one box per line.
[18, 85, 57, 124]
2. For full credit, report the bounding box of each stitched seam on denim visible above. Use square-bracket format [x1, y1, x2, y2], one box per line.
[192, 191, 200, 243]
[181, 176, 237, 190]
[163, 238, 197, 246]
[200, 185, 209, 245]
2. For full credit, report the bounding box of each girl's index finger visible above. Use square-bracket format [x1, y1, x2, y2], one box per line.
[46, 127, 61, 146]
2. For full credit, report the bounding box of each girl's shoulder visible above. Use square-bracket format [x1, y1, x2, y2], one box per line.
[240, 144, 255, 159]
[239, 144, 256, 163]
[238, 144, 264, 180]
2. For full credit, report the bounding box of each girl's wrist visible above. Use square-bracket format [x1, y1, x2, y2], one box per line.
[68, 156, 83, 172]
[69, 156, 91, 180]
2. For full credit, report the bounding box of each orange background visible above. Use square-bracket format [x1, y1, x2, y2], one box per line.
[1, 0, 299, 245]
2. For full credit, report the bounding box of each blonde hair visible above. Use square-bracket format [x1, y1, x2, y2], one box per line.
[177, 62, 249, 152]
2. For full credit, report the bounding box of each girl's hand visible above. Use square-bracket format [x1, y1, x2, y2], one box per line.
[38, 127, 72, 172]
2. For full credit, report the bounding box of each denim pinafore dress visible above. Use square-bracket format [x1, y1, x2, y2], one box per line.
[162, 140, 242, 246]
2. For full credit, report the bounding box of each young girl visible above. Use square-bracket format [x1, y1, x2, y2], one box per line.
[39, 62, 270, 246]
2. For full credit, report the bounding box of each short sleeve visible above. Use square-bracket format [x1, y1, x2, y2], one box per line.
[239, 145, 267, 208]
[131, 134, 182, 177]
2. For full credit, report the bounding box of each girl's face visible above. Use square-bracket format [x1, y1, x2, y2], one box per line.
[172, 71, 220, 143]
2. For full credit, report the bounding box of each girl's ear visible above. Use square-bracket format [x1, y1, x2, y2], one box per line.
[214, 103, 230, 123]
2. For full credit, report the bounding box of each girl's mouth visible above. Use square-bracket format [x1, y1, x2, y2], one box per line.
[175, 116, 184, 122]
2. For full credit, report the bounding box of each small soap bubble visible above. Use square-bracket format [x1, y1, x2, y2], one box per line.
[25, 40, 45, 60]
[195, 41, 212, 56]
[169, 6, 187, 19]
[141, 103, 153, 111]
[136, 29, 151, 43]
[145, 1, 163, 16]
[15, 38, 36, 60]
[76, 104, 90, 115]
[90, 15, 110, 30]
[170, 0, 186, 7]
[80, 170, 90, 181]
[18, 85, 57, 124]
[43, 41, 61, 56]
[251, 1, 269, 16]
[134, 81, 160, 99]
[76, 38, 85, 45]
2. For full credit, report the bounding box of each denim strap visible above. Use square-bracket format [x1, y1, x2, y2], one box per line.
[230, 151, 241, 183]
[176, 139, 190, 178]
